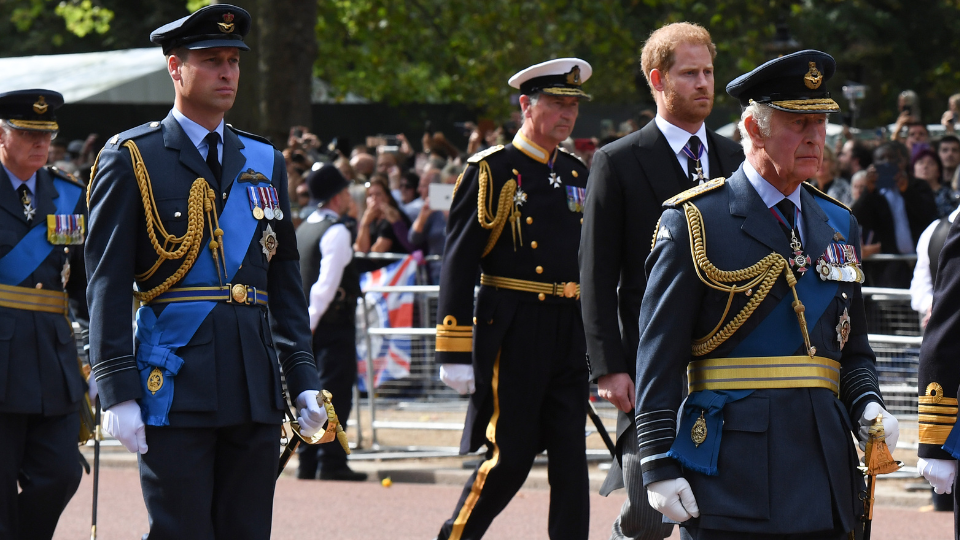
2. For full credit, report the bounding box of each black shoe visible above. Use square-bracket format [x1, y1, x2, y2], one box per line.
[318, 466, 368, 482]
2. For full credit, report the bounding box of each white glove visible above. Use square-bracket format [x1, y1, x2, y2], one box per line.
[295, 390, 328, 438]
[918, 458, 958, 494]
[440, 364, 475, 395]
[647, 478, 700, 522]
[858, 402, 900, 451]
[87, 375, 98, 403]
[102, 400, 148, 454]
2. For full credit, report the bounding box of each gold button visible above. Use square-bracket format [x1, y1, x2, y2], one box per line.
[531, 241, 538, 249]
[150, 122, 160, 128]
[63, 247, 69, 253]
[745, 289, 752, 297]
[535, 266, 543, 274]
[580, 218, 583, 224]
[512, 169, 519, 175]
[538, 293, 546, 301]
[526, 217, 533, 225]
[473, 317, 477, 325]
[35, 283, 42, 289]
[174, 211, 182, 218]
[842, 292, 848, 299]
[572, 170, 579, 178]
[223, 193, 227, 200]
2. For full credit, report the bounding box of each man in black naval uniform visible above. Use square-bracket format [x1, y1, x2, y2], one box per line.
[634, 50, 899, 539]
[433, 58, 592, 540]
[0, 90, 90, 540]
[917, 165, 960, 534]
[85, 6, 326, 539]
[579, 22, 743, 540]
[295, 164, 366, 482]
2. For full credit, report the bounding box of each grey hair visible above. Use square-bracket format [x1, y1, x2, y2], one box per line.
[737, 102, 773, 153]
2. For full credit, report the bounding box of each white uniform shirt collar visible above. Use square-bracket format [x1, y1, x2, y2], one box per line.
[171, 107, 224, 160]
[4, 165, 37, 195]
[655, 115, 709, 159]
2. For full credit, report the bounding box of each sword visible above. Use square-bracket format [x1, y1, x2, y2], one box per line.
[587, 400, 616, 457]
[278, 390, 350, 478]
[859, 413, 902, 540]
[91, 399, 101, 540]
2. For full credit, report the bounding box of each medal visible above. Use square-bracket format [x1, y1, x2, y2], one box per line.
[548, 171, 562, 188]
[691, 410, 707, 447]
[836, 308, 851, 350]
[21, 189, 35, 221]
[260, 224, 278, 262]
[788, 230, 811, 274]
[61, 259, 70, 288]
[261, 187, 275, 220]
[268, 187, 283, 220]
[248, 186, 264, 220]
[147, 367, 164, 395]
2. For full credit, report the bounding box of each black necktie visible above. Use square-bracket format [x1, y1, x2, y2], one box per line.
[775, 198, 796, 241]
[17, 184, 34, 222]
[684, 136, 703, 187]
[204, 132, 222, 182]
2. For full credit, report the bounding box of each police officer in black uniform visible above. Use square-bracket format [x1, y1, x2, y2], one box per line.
[295, 164, 366, 481]
[85, 6, 326, 539]
[634, 50, 899, 539]
[0, 89, 89, 540]
[433, 58, 592, 540]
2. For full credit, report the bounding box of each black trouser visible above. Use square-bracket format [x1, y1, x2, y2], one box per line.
[139, 422, 278, 540]
[680, 526, 848, 540]
[298, 320, 357, 476]
[0, 411, 82, 540]
[438, 302, 590, 540]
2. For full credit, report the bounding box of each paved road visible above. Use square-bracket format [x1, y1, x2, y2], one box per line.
[55, 467, 953, 539]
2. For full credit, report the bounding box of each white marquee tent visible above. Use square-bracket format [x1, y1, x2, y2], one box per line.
[0, 48, 365, 104]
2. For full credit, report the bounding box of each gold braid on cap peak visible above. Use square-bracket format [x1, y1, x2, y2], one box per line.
[475, 160, 517, 256]
[683, 202, 815, 357]
[89, 141, 225, 304]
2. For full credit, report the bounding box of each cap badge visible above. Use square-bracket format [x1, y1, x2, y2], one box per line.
[566, 66, 581, 86]
[33, 96, 48, 115]
[804, 62, 823, 90]
[218, 12, 235, 34]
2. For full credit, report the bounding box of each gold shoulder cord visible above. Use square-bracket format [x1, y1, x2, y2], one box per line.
[89, 141, 225, 304]
[475, 160, 517, 256]
[683, 202, 815, 357]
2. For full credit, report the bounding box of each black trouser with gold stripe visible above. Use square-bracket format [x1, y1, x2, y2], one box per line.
[438, 301, 589, 540]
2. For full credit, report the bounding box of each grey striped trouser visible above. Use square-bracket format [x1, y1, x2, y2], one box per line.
[609, 422, 675, 540]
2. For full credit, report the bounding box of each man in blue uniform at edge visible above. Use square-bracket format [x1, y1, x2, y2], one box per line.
[433, 58, 592, 540]
[0, 89, 92, 540]
[634, 50, 900, 539]
[84, 5, 326, 539]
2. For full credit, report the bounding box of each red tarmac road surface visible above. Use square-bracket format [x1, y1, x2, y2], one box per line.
[55, 467, 953, 539]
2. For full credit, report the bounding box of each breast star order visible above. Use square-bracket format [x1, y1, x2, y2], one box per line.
[548, 172, 562, 188]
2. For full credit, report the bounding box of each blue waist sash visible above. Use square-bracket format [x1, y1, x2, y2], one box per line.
[670, 195, 851, 475]
[0, 178, 82, 286]
[135, 136, 275, 426]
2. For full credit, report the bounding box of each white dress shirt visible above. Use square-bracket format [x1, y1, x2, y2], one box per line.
[307, 207, 353, 331]
[743, 160, 806, 243]
[654, 115, 710, 181]
[171, 107, 224, 163]
[910, 206, 960, 314]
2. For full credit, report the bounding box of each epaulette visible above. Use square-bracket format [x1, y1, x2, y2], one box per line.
[662, 177, 726, 208]
[46, 166, 83, 187]
[803, 182, 851, 212]
[226, 124, 275, 147]
[106, 120, 162, 148]
[557, 145, 586, 166]
[467, 144, 504, 164]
